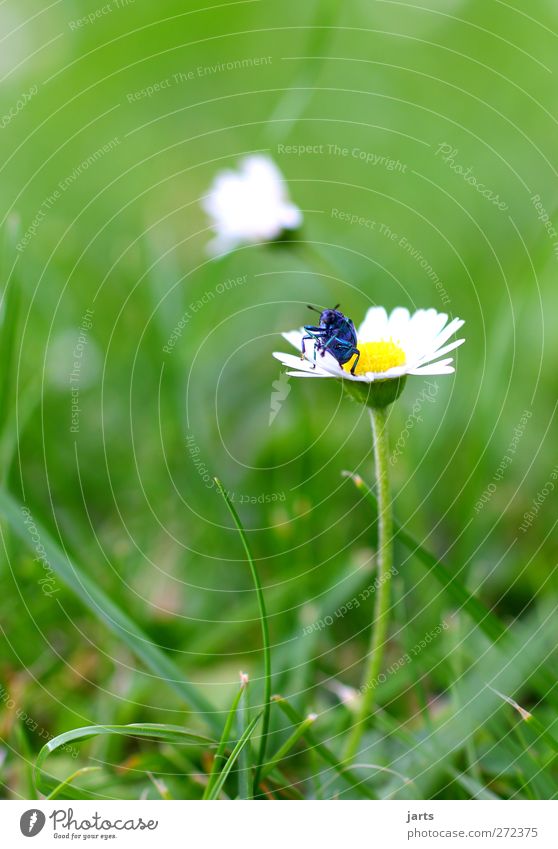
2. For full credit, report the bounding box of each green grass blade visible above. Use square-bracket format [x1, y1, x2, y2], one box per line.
[237, 672, 252, 799]
[14, 722, 37, 800]
[261, 712, 317, 780]
[449, 768, 499, 800]
[34, 723, 215, 797]
[0, 216, 21, 453]
[207, 712, 262, 800]
[0, 489, 220, 732]
[147, 772, 173, 800]
[214, 478, 272, 795]
[490, 687, 558, 754]
[203, 676, 247, 799]
[273, 696, 376, 799]
[47, 767, 103, 800]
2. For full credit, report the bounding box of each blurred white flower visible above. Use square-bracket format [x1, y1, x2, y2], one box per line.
[203, 155, 302, 255]
[273, 306, 465, 383]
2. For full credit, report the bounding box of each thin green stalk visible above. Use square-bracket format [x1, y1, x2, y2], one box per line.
[237, 672, 252, 798]
[273, 696, 376, 799]
[214, 479, 271, 796]
[491, 687, 558, 755]
[47, 767, 102, 800]
[206, 713, 262, 800]
[261, 713, 317, 779]
[344, 407, 393, 760]
[203, 680, 246, 799]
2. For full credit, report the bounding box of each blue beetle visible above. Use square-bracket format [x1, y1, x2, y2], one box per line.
[301, 304, 361, 374]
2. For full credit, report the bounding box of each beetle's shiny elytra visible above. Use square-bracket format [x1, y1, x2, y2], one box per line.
[301, 305, 361, 375]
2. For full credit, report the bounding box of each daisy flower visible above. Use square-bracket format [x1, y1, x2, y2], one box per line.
[272, 303, 465, 760]
[203, 155, 302, 255]
[274, 306, 465, 383]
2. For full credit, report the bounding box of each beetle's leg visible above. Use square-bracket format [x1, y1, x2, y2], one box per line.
[301, 331, 321, 356]
[301, 331, 325, 367]
[323, 334, 353, 350]
[349, 347, 361, 375]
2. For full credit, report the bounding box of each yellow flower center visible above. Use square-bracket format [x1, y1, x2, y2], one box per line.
[343, 339, 406, 375]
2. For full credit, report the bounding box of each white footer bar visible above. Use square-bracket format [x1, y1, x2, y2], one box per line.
[2, 799, 557, 848]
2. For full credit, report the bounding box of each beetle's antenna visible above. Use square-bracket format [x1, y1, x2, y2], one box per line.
[333, 303, 340, 310]
[307, 304, 321, 313]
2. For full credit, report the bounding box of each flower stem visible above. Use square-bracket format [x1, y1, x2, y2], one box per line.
[344, 406, 393, 761]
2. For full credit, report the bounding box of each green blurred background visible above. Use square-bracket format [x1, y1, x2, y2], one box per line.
[1, 0, 557, 799]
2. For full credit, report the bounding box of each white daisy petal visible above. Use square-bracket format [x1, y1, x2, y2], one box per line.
[282, 329, 305, 350]
[429, 317, 465, 353]
[407, 315, 464, 363]
[286, 370, 337, 378]
[410, 310, 448, 351]
[370, 365, 408, 379]
[411, 364, 455, 375]
[409, 357, 455, 375]
[387, 307, 411, 340]
[357, 306, 388, 341]
[272, 352, 322, 373]
[417, 336, 465, 365]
